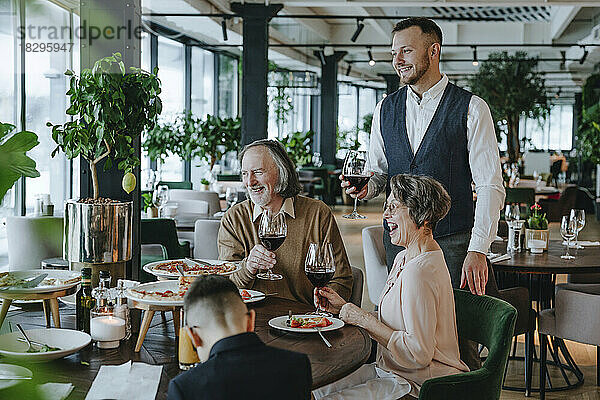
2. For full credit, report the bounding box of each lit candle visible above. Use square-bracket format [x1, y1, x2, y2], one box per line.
[91, 316, 126, 349]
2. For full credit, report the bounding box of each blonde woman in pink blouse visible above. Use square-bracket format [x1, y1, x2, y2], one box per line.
[313, 174, 469, 399]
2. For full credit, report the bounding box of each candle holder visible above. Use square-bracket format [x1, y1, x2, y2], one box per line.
[90, 306, 126, 349]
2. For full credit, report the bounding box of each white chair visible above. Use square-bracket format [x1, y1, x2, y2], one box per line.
[172, 191, 221, 216]
[361, 225, 388, 305]
[168, 189, 204, 201]
[7, 216, 64, 271]
[194, 219, 221, 260]
[170, 199, 209, 216]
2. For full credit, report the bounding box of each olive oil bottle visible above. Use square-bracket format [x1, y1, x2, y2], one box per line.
[76, 268, 96, 333]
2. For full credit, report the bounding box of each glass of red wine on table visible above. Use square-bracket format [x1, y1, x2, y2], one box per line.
[257, 210, 286, 280]
[342, 150, 370, 219]
[305, 242, 336, 316]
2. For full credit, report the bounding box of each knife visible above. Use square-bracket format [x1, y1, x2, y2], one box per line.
[21, 273, 48, 289]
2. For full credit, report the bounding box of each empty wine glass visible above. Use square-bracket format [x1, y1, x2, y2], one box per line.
[153, 185, 169, 218]
[225, 187, 238, 210]
[305, 242, 336, 316]
[505, 204, 523, 252]
[342, 150, 370, 219]
[257, 211, 286, 280]
[570, 209, 585, 249]
[560, 215, 576, 260]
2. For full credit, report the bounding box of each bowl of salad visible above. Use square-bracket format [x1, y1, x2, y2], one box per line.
[0, 328, 91, 362]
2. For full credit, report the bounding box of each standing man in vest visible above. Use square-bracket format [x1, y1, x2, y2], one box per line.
[342, 17, 505, 369]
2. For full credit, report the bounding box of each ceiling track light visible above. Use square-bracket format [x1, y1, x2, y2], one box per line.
[367, 47, 375, 66]
[472, 46, 478, 66]
[580, 47, 588, 65]
[221, 17, 228, 41]
[350, 18, 365, 43]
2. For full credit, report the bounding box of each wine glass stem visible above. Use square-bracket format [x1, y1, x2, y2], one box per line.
[352, 197, 358, 214]
[566, 238, 571, 256]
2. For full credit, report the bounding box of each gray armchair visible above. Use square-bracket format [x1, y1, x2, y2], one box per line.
[538, 283, 600, 399]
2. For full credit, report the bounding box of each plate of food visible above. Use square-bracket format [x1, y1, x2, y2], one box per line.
[0, 364, 33, 390]
[126, 276, 199, 306]
[239, 289, 265, 303]
[0, 270, 81, 294]
[268, 314, 344, 333]
[0, 328, 91, 362]
[143, 259, 240, 279]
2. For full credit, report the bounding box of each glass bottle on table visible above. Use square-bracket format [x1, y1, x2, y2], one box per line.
[76, 268, 96, 334]
[114, 280, 131, 340]
[257, 210, 286, 280]
[179, 309, 200, 370]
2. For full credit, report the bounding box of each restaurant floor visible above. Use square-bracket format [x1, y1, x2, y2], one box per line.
[333, 195, 600, 400]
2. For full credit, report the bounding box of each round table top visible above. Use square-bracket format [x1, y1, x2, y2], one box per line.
[491, 240, 600, 274]
[250, 297, 372, 389]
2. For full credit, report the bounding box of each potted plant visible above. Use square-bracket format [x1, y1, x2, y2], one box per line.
[141, 192, 157, 218]
[195, 115, 241, 170]
[200, 178, 211, 191]
[525, 203, 549, 251]
[468, 51, 549, 163]
[0, 123, 40, 203]
[47, 53, 162, 285]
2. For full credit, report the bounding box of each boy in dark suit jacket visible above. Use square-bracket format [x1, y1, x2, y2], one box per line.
[168, 275, 312, 400]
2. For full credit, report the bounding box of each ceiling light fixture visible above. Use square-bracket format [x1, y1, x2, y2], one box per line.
[472, 46, 478, 66]
[346, 64, 352, 76]
[368, 47, 375, 66]
[580, 47, 588, 65]
[351, 18, 365, 43]
[221, 18, 228, 41]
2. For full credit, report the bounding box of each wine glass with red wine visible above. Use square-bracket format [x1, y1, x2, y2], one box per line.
[342, 150, 370, 219]
[257, 210, 286, 280]
[305, 242, 336, 316]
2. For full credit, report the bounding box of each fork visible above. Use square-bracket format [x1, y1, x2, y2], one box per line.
[315, 327, 332, 348]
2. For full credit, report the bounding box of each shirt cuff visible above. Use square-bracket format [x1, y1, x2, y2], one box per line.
[467, 234, 491, 255]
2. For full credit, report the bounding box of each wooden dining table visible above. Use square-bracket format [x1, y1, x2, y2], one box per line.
[491, 239, 600, 394]
[0, 296, 371, 399]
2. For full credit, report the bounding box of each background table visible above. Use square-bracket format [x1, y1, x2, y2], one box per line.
[0, 296, 371, 399]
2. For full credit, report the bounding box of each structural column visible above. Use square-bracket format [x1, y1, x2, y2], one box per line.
[381, 73, 400, 94]
[231, 3, 283, 146]
[79, 0, 142, 280]
[317, 51, 346, 165]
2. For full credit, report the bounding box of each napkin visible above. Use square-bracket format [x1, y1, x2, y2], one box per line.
[561, 240, 600, 246]
[490, 254, 511, 263]
[85, 361, 163, 400]
[36, 383, 74, 400]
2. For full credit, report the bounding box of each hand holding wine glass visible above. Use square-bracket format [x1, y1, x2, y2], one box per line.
[342, 150, 370, 219]
[305, 242, 336, 315]
[257, 210, 286, 280]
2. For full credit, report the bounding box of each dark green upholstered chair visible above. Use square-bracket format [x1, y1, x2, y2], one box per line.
[157, 180, 193, 190]
[505, 187, 535, 206]
[140, 218, 190, 282]
[418, 290, 517, 400]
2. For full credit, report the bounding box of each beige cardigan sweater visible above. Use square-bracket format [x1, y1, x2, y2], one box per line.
[218, 196, 353, 305]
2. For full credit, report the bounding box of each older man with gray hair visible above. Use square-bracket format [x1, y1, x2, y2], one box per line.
[218, 139, 353, 305]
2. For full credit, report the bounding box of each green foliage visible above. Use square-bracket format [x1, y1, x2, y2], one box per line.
[527, 203, 548, 230]
[141, 192, 154, 212]
[278, 130, 315, 167]
[468, 51, 549, 162]
[361, 113, 373, 135]
[200, 178, 210, 185]
[0, 123, 40, 202]
[268, 62, 295, 136]
[576, 75, 600, 165]
[47, 52, 162, 199]
[195, 115, 241, 169]
[143, 111, 202, 163]
[337, 114, 372, 152]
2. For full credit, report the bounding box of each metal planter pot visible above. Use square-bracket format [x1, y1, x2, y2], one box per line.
[65, 200, 132, 286]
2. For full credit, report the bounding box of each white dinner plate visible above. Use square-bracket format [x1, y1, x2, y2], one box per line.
[143, 259, 241, 279]
[0, 364, 33, 390]
[126, 280, 184, 306]
[268, 314, 344, 333]
[239, 289, 265, 303]
[0, 270, 81, 294]
[0, 329, 91, 363]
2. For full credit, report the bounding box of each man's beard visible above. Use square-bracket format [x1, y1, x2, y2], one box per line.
[398, 54, 430, 86]
[247, 186, 271, 207]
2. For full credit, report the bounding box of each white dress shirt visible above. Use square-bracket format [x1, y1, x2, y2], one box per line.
[368, 74, 505, 254]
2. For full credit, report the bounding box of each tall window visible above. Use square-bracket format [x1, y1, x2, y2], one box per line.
[217, 54, 238, 118]
[191, 46, 214, 118]
[24, 0, 72, 215]
[156, 36, 185, 181]
[519, 104, 574, 151]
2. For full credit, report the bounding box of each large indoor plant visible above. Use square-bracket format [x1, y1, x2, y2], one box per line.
[279, 130, 314, 167]
[195, 114, 241, 170]
[0, 123, 40, 203]
[468, 51, 549, 163]
[48, 52, 162, 284]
